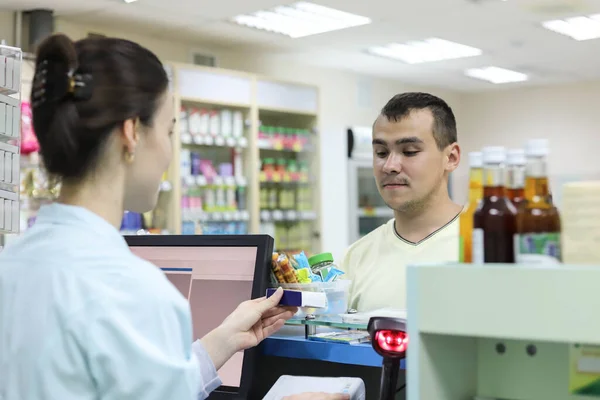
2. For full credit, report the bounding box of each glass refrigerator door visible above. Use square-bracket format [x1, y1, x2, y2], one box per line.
[348, 160, 394, 244]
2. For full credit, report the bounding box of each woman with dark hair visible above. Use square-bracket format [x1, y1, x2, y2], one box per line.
[0, 34, 347, 400]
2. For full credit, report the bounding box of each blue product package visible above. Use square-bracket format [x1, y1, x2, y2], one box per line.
[293, 251, 311, 270]
[324, 267, 345, 282]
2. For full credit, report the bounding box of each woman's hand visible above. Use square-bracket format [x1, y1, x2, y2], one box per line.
[200, 287, 297, 370]
[221, 287, 297, 351]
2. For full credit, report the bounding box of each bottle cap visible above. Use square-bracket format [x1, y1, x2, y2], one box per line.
[308, 252, 334, 267]
[468, 151, 483, 168]
[507, 149, 526, 165]
[525, 139, 549, 157]
[482, 146, 506, 164]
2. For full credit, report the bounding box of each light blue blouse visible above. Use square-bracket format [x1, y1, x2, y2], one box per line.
[0, 203, 221, 400]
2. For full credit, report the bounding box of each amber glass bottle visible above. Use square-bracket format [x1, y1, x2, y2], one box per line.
[473, 146, 517, 263]
[515, 139, 561, 263]
[506, 149, 526, 208]
[459, 152, 483, 263]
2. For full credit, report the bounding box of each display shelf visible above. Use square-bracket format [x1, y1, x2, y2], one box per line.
[406, 263, 600, 400]
[256, 80, 320, 254]
[0, 45, 22, 236]
[166, 63, 321, 254]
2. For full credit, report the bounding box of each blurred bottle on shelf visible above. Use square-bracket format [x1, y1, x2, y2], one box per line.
[459, 151, 483, 263]
[515, 139, 561, 263]
[473, 146, 517, 263]
[506, 148, 526, 208]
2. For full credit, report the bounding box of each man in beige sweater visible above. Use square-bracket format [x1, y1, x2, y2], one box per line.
[340, 92, 463, 312]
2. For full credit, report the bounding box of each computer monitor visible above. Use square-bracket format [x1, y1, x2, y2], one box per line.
[124, 234, 274, 399]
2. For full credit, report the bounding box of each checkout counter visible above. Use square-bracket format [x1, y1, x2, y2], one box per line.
[125, 234, 404, 400]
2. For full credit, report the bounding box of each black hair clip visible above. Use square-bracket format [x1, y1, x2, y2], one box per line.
[32, 59, 93, 108]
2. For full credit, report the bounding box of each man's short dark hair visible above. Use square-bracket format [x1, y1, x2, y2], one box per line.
[379, 92, 457, 150]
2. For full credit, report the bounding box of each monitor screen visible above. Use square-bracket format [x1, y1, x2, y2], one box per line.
[125, 235, 273, 396]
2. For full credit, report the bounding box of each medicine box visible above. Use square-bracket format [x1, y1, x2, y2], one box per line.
[13, 103, 19, 136]
[6, 105, 12, 137]
[13, 58, 20, 92]
[0, 56, 5, 88]
[0, 103, 5, 135]
[11, 200, 18, 232]
[0, 197, 4, 230]
[5, 58, 13, 90]
[4, 152, 11, 183]
[274, 280, 352, 316]
[4, 199, 10, 230]
[0, 150, 4, 182]
[12, 153, 18, 184]
[266, 288, 327, 308]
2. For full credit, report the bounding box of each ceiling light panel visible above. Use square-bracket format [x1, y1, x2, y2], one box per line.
[542, 14, 600, 41]
[367, 38, 482, 64]
[231, 2, 371, 39]
[465, 66, 528, 84]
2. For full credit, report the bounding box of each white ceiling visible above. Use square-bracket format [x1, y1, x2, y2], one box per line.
[3, 0, 600, 91]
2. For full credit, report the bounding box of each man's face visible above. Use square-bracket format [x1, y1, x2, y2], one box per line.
[372, 109, 452, 212]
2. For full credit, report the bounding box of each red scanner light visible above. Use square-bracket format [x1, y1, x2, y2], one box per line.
[375, 330, 408, 354]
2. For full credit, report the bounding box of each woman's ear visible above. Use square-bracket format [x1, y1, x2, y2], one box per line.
[120, 117, 140, 155]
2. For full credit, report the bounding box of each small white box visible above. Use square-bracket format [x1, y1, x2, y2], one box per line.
[5, 105, 12, 137]
[4, 199, 10, 230]
[0, 151, 4, 182]
[13, 58, 20, 92]
[0, 103, 5, 135]
[4, 152, 11, 183]
[0, 56, 5, 88]
[5, 58, 13, 90]
[264, 376, 366, 400]
[11, 200, 18, 232]
[13, 104, 19, 137]
[12, 153, 18, 184]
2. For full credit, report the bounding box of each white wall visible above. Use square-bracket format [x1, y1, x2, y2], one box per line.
[456, 82, 600, 208]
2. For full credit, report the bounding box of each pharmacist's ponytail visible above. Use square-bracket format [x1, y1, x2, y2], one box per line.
[31, 33, 168, 181]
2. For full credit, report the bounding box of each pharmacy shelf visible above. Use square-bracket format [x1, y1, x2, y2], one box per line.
[0, 45, 22, 235]
[406, 263, 600, 400]
[166, 63, 321, 253]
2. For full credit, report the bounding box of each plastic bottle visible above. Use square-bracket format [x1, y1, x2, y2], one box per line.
[473, 146, 517, 263]
[459, 152, 483, 263]
[506, 149, 526, 208]
[515, 139, 561, 263]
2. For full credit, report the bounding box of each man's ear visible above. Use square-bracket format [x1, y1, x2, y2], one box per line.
[446, 143, 460, 173]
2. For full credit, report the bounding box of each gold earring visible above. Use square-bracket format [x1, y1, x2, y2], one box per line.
[125, 151, 135, 164]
